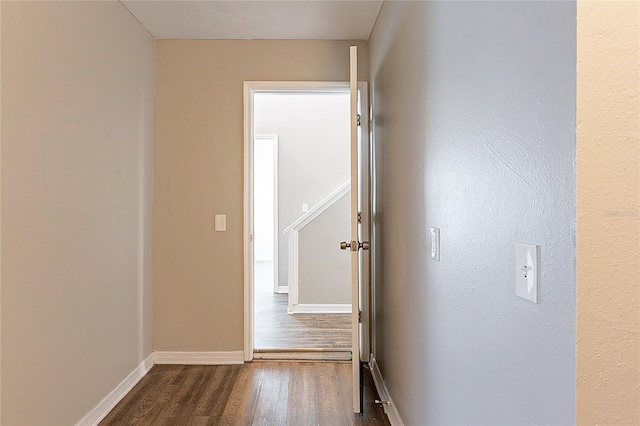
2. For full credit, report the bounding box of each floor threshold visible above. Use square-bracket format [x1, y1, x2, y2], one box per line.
[253, 348, 352, 361]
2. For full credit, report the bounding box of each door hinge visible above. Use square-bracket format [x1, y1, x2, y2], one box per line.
[357, 212, 362, 223]
[357, 114, 361, 126]
[358, 310, 362, 323]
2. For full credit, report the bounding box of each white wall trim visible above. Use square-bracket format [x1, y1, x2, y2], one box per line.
[243, 82, 255, 362]
[75, 353, 154, 426]
[244, 81, 354, 362]
[369, 358, 404, 426]
[283, 181, 350, 234]
[153, 351, 244, 365]
[276, 285, 289, 294]
[284, 185, 350, 314]
[287, 225, 300, 313]
[289, 303, 352, 314]
[244, 81, 350, 93]
[254, 133, 280, 293]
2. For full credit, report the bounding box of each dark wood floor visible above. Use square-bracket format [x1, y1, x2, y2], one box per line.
[100, 362, 390, 426]
[254, 261, 351, 350]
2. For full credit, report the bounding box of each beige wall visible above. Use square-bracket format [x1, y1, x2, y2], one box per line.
[1, 2, 154, 424]
[153, 40, 368, 351]
[577, 2, 640, 424]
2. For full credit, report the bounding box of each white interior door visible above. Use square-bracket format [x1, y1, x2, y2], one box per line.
[349, 51, 372, 415]
[349, 45, 362, 414]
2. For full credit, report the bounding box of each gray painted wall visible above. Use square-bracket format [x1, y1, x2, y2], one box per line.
[298, 194, 350, 305]
[369, 2, 576, 424]
[1, 2, 154, 423]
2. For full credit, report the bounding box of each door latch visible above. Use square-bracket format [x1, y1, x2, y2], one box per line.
[340, 241, 370, 251]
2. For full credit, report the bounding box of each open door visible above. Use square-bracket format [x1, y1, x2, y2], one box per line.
[349, 44, 362, 415]
[340, 45, 370, 414]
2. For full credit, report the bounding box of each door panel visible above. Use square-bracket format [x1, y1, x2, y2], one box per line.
[349, 45, 362, 414]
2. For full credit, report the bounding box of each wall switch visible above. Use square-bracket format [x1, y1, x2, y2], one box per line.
[516, 243, 538, 303]
[430, 227, 440, 261]
[302, 203, 309, 213]
[214, 214, 227, 232]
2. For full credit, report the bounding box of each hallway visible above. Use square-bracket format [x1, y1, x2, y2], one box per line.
[254, 261, 351, 350]
[3, 1, 637, 425]
[100, 362, 390, 425]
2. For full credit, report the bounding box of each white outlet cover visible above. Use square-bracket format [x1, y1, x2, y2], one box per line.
[516, 243, 538, 303]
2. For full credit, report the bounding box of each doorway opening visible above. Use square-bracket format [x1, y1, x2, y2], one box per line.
[249, 87, 352, 359]
[245, 49, 369, 413]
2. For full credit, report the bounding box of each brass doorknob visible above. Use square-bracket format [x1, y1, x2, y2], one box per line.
[340, 241, 351, 250]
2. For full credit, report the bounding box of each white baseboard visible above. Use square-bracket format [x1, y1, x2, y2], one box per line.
[76, 353, 154, 426]
[153, 351, 244, 365]
[288, 303, 351, 314]
[369, 357, 404, 426]
[276, 285, 289, 294]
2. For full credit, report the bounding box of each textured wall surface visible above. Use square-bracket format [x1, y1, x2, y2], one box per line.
[368, 2, 576, 424]
[254, 93, 350, 293]
[299, 194, 350, 305]
[576, 2, 640, 424]
[153, 40, 367, 351]
[1, 2, 154, 424]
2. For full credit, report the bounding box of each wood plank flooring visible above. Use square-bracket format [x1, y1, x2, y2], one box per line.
[100, 362, 390, 426]
[254, 261, 351, 350]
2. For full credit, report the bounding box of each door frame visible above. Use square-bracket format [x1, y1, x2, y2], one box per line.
[243, 80, 369, 361]
[253, 133, 281, 293]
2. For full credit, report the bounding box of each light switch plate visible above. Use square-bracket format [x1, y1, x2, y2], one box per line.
[214, 214, 227, 232]
[516, 243, 538, 303]
[302, 203, 309, 213]
[430, 227, 440, 261]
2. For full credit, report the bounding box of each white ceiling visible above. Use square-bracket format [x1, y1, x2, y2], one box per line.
[121, 1, 384, 40]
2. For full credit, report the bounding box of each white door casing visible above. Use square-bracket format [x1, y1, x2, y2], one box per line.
[243, 81, 352, 361]
[253, 134, 280, 293]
